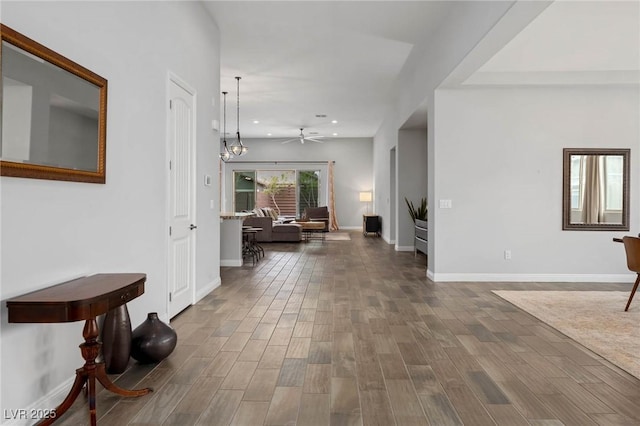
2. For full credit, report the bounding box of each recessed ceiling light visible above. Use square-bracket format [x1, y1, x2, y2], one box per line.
[331, 120, 338, 124]
[253, 120, 259, 124]
[267, 133, 272, 136]
[332, 133, 338, 136]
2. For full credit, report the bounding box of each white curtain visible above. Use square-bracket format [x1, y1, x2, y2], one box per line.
[581, 155, 605, 224]
[328, 161, 339, 231]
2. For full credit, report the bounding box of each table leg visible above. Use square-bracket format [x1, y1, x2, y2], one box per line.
[95, 363, 152, 397]
[35, 369, 87, 426]
[36, 317, 152, 425]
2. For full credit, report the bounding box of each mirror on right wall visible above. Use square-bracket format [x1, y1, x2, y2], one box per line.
[563, 148, 630, 231]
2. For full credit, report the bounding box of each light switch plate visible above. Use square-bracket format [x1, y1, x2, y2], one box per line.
[439, 199, 452, 209]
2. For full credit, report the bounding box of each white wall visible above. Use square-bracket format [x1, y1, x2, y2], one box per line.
[48, 106, 99, 170]
[432, 86, 638, 281]
[372, 1, 639, 281]
[1, 84, 32, 160]
[0, 1, 220, 415]
[396, 129, 427, 250]
[221, 137, 373, 228]
[373, 1, 515, 258]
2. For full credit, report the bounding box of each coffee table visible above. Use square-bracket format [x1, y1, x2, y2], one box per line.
[292, 221, 326, 241]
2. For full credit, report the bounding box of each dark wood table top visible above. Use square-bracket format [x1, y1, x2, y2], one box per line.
[6, 273, 146, 323]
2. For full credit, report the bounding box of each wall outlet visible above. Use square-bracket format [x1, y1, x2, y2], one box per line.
[504, 249, 512, 260]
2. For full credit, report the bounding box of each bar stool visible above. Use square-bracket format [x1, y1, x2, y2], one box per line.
[249, 227, 264, 259]
[242, 229, 259, 265]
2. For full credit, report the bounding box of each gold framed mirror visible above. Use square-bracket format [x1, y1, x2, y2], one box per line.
[562, 148, 630, 231]
[1, 24, 107, 183]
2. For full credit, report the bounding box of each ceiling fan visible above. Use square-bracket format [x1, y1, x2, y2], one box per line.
[281, 128, 325, 144]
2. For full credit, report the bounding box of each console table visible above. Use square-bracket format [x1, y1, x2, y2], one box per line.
[6, 273, 153, 425]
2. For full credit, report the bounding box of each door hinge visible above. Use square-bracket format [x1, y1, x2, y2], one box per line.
[169, 226, 172, 236]
[169, 292, 172, 302]
[169, 99, 173, 109]
[169, 160, 172, 170]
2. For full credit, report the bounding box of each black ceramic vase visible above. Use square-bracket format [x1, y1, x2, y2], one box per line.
[101, 304, 132, 374]
[130, 312, 177, 364]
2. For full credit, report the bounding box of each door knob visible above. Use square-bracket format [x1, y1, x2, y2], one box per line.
[189, 224, 197, 230]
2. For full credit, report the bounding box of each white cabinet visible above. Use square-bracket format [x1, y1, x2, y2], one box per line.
[414, 219, 427, 256]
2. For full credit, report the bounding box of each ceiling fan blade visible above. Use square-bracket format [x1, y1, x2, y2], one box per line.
[306, 138, 325, 143]
[280, 138, 298, 144]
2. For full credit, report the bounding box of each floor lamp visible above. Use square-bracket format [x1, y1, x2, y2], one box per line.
[359, 191, 372, 215]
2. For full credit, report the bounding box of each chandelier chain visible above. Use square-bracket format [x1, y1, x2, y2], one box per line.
[236, 77, 240, 135]
[219, 91, 231, 162]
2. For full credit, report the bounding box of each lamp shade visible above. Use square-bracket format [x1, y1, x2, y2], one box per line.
[359, 191, 372, 202]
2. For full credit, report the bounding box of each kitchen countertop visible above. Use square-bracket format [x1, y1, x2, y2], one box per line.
[220, 212, 255, 220]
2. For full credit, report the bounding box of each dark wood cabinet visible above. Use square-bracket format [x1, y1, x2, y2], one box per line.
[363, 215, 381, 236]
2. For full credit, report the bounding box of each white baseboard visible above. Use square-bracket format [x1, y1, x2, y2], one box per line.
[428, 272, 634, 283]
[338, 226, 361, 230]
[220, 259, 242, 267]
[196, 277, 221, 302]
[395, 245, 414, 252]
[2, 375, 75, 425]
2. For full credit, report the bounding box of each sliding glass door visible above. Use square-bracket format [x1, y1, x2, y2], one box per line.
[233, 171, 255, 212]
[256, 170, 296, 216]
[233, 168, 321, 217]
[297, 170, 320, 217]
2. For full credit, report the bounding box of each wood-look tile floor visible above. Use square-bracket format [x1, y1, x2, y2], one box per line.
[57, 231, 639, 425]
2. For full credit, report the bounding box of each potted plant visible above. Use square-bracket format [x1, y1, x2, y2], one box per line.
[405, 197, 428, 228]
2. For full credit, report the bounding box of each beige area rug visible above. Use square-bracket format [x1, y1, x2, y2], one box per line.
[492, 290, 639, 379]
[325, 232, 351, 241]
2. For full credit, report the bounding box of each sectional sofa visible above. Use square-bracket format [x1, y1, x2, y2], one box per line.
[243, 216, 302, 242]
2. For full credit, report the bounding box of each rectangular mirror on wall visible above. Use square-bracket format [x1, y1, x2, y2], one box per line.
[563, 148, 630, 231]
[1, 24, 107, 183]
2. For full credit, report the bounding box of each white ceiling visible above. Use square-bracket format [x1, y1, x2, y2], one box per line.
[205, 1, 455, 139]
[466, 0, 640, 86]
[205, 1, 639, 140]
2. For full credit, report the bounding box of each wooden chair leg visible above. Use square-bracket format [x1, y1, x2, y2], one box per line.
[624, 274, 640, 312]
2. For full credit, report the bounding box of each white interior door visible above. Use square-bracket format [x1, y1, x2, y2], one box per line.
[168, 76, 196, 318]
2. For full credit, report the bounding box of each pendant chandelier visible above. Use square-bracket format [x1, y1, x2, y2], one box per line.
[219, 91, 231, 162]
[229, 76, 247, 156]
